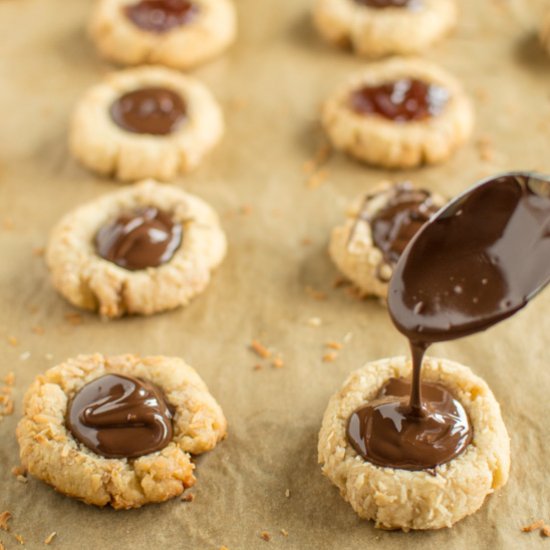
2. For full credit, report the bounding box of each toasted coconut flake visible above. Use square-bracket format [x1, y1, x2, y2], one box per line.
[522, 520, 545, 532]
[250, 340, 271, 359]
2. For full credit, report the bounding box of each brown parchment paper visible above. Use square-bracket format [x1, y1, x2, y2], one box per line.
[1, 0, 550, 548]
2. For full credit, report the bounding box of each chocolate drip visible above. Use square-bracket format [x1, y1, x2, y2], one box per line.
[369, 183, 440, 267]
[125, 0, 198, 33]
[110, 87, 187, 136]
[347, 377, 472, 470]
[350, 79, 449, 122]
[95, 207, 182, 271]
[67, 374, 174, 459]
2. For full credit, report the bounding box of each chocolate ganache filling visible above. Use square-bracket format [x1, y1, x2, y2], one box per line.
[125, 0, 199, 33]
[110, 87, 187, 136]
[350, 79, 449, 122]
[347, 378, 471, 470]
[369, 183, 441, 267]
[67, 374, 174, 459]
[348, 172, 550, 470]
[95, 207, 183, 271]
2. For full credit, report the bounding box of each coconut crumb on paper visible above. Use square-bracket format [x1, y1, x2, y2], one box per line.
[44, 532, 57, 545]
[521, 519, 550, 537]
[250, 340, 271, 359]
[64, 312, 83, 326]
[476, 136, 495, 162]
[304, 143, 333, 188]
[11, 466, 27, 478]
[325, 341, 343, 351]
[0, 512, 11, 532]
[305, 286, 327, 301]
[7, 336, 18, 347]
[332, 276, 351, 289]
[0, 374, 15, 421]
[522, 520, 544, 532]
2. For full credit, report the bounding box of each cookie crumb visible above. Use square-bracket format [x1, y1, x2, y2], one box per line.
[181, 493, 194, 503]
[64, 312, 83, 326]
[280, 529, 288, 537]
[325, 341, 343, 351]
[0, 512, 12, 531]
[0, 375, 15, 421]
[543, 525, 550, 537]
[250, 340, 271, 359]
[304, 143, 333, 189]
[323, 352, 338, 363]
[272, 357, 284, 369]
[522, 520, 544, 532]
[285, 489, 290, 498]
[332, 276, 350, 289]
[305, 286, 327, 301]
[307, 317, 322, 327]
[14, 534, 24, 544]
[260, 531, 271, 542]
[11, 466, 26, 478]
[476, 136, 494, 162]
[44, 532, 57, 545]
[7, 336, 18, 347]
[307, 169, 329, 189]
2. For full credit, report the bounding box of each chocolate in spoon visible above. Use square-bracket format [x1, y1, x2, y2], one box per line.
[347, 172, 550, 470]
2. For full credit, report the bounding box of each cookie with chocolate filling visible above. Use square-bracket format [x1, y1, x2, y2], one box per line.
[90, 0, 236, 70]
[322, 58, 474, 169]
[46, 180, 226, 318]
[313, 0, 457, 58]
[70, 66, 224, 181]
[318, 356, 510, 531]
[329, 181, 445, 299]
[17, 354, 227, 509]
